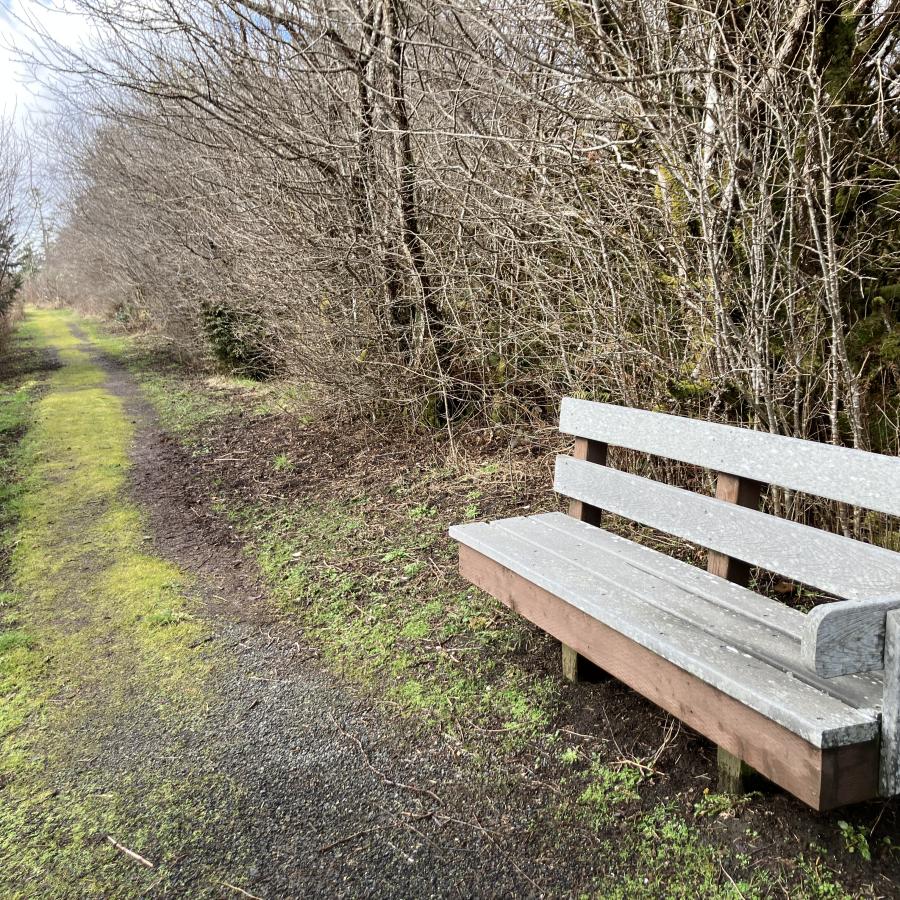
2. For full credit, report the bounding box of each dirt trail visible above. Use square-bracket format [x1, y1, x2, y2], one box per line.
[0, 312, 586, 898]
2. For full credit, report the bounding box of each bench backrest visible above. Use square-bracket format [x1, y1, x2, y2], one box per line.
[560, 399, 900, 516]
[555, 399, 900, 677]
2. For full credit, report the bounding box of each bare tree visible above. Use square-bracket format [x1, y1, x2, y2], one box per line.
[24, 0, 899, 484]
[0, 115, 28, 328]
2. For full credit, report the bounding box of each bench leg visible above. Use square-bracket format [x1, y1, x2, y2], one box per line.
[717, 746, 753, 795]
[561, 643, 606, 682]
[880, 610, 900, 796]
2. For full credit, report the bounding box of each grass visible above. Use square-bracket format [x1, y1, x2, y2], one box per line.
[577, 759, 644, 826]
[70, 311, 885, 898]
[233, 498, 557, 749]
[599, 803, 765, 898]
[0, 309, 249, 897]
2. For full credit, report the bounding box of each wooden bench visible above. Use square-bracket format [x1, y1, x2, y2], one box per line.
[450, 399, 900, 810]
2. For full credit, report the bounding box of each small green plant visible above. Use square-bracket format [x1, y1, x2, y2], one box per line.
[560, 746, 581, 765]
[836, 820, 871, 861]
[0, 629, 32, 654]
[693, 789, 754, 819]
[578, 760, 643, 826]
[401, 617, 430, 640]
[145, 608, 192, 628]
[272, 452, 293, 472]
[463, 503, 479, 520]
[408, 503, 436, 521]
[795, 853, 850, 899]
[381, 548, 406, 563]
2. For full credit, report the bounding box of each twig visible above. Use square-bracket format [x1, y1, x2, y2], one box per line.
[187, 635, 214, 649]
[317, 825, 382, 853]
[611, 758, 657, 775]
[558, 726, 603, 742]
[327, 712, 442, 805]
[220, 881, 264, 899]
[719, 860, 747, 898]
[471, 813, 544, 895]
[105, 835, 154, 869]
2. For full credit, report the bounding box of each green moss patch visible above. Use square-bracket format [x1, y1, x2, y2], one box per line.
[0, 309, 241, 897]
[236, 497, 556, 749]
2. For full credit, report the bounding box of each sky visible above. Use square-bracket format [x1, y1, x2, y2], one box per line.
[0, 0, 92, 128]
[0, 1, 96, 243]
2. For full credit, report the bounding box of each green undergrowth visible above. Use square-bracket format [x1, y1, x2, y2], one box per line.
[559, 757, 855, 898]
[0, 309, 248, 896]
[233, 497, 558, 751]
[80, 314, 873, 898]
[598, 803, 764, 898]
[78, 316, 306, 435]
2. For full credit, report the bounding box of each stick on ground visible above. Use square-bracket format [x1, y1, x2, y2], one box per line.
[105, 835, 154, 869]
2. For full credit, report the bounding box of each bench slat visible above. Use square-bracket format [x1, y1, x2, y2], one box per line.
[497, 513, 881, 709]
[560, 399, 900, 517]
[536, 512, 804, 636]
[450, 517, 878, 748]
[554, 455, 900, 603]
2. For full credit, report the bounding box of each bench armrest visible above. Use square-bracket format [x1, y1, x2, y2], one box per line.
[801, 597, 900, 678]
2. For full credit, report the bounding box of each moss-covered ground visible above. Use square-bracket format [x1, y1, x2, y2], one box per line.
[0, 310, 248, 896]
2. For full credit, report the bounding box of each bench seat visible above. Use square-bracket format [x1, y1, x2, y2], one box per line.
[451, 512, 882, 749]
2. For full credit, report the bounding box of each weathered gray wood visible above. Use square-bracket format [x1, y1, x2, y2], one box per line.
[563, 436, 608, 677]
[489, 513, 882, 709]
[559, 398, 900, 517]
[554, 455, 900, 603]
[533, 513, 804, 635]
[880, 610, 900, 796]
[802, 597, 900, 677]
[450, 516, 879, 747]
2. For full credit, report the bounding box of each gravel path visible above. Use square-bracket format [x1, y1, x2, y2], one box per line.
[66, 323, 591, 898]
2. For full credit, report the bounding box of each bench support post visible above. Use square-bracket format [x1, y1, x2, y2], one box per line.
[562, 436, 608, 682]
[567, 436, 607, 527]
[562, 643, 606, 682]
[717, 747, 754, 795]
[709, 471, 764, 794]
[707, 473, 763, 586]
[880, 609, 900, 796]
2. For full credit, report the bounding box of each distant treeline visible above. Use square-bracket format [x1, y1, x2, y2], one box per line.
[0, 115, 27, 338]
